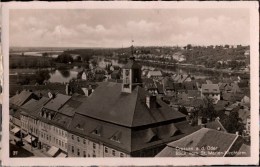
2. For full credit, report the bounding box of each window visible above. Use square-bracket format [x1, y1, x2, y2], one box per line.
[83, 151, 86, 157]
[83, 139, 86, 144]
[72, 146, 74, 153]
[59, 140, 61, 146]
[93, 154, 96, 157]
[46, 135, 48, 141]
[77, 137, 80, 142]
[105, 147, 108, 153]
[120, 153, 124, 157]
[62, 141, 64, 147]
[72, 135, 74, 140]
[56, 139, 58, 145]
[112, 150, 116, 156]
[77, 149, 80, 156]
[93, 143, 96, 149]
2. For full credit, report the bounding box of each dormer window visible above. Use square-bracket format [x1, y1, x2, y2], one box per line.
[76, 124, 83, 130]
[110, 131, 121, 143]
[92, 126, 102, 136]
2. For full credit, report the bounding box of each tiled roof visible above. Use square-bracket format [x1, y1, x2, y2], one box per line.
[44, 94, 71, 112]
[69, 113, 198, 153]
[201, 84, 220, 94]
[74, 82, 186, 127]
[205, 119, 227, 132]
[21, 97, 50, 117]
[51, 113, 72, 130]
[10, 90, 35, 107]
[57, 94, 86, 117]
[156, 128, 242, 157]
[214, 100, 229, 112]
[147, 71, 162, 77]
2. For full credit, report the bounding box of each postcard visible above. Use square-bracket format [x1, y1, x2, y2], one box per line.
[1, 1, 259, 166]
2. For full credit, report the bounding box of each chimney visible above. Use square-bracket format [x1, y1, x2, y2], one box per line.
[48, 113, 52, 120]
[198, 116, 202, 125]
[65, 84, 69, 95]
[146, 95, 157, 109]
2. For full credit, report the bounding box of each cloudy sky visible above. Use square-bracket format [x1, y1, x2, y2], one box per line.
[10, 9, 250, 48]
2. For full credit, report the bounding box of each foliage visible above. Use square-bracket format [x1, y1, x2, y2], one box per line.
[221, 111, 245, 134]
[198, 99, 217, 121]
[35, 70, 51, 85]
[56, 53, 74, 64]
[178, 106, 188, 115]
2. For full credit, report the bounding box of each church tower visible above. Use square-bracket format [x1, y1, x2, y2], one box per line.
[122, 43, 142, 93]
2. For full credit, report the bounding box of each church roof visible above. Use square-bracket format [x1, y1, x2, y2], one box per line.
[74, 82, 186, 128]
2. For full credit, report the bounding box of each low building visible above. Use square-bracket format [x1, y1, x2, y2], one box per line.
[147, 70, 162, 79]
[201, 84, 220, 103]
[20, 97, 50, 146]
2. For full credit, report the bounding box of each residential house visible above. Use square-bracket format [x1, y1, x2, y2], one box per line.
[143, 78, 158, 95]
[172, 74, 192, 83]
[20, 97, 50, 146]
[10, 90, 38, 128]
[201, 84, 220, 103]
[147, 70, 163, 79]
[37, 94, 71, 153]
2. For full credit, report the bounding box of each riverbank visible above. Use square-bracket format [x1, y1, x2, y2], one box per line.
[136, 59, 249, 76]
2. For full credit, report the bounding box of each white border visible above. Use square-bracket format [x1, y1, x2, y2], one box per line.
[1, 1, 259, 166]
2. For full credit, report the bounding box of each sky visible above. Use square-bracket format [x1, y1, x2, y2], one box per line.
[9, 8, 250, 48]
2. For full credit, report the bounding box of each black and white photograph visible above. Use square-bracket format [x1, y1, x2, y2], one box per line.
[1, 1, 259, 166]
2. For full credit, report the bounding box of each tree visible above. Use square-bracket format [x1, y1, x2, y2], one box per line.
[178, 106, 188, 115]
[221, 111, 244, 134]
[56, 53, 74, 64]
[198, 98, 217, 121]
[35, 70, 50, 85]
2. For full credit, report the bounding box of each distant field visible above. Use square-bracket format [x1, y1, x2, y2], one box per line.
[10, 55, 54, 68]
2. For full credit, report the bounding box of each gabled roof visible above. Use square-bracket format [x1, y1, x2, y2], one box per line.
[201, 84, 220, 94]
[147, 71, 162, 77]
[214, 100, 229, 112]
[21, 97, 50, 117]
[51, 113, 72, 130]
[187, 90, 200, 98]
[205, 119, 227, 132]
[10, 90, 36, 107]
[156, 128, 243, 157]
[69, 112, 199, 153]
[74, 82, 186, 128]
[44, 94, 71, 112]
